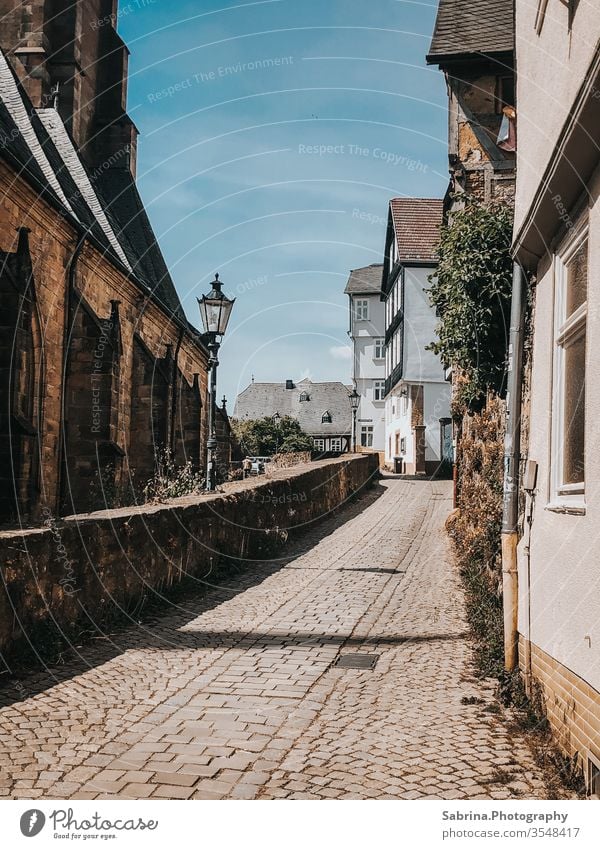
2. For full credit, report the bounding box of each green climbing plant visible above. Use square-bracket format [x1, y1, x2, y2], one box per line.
[428, 197, 514, 410]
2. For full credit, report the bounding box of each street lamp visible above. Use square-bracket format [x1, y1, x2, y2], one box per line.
[273, 411, 281, 454]
[198, 273, 235, 491]
[348, 387, 360, 453]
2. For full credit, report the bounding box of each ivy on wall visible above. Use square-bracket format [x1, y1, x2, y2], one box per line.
[428, 197, 514, 410]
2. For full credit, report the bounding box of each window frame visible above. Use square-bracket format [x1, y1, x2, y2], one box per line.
[550, 221, 588, 510]
[374, 338, 385, 360]
[330, 437, 342, 452]
[360, 425, 373, 448]
[354, 298, 369, 321]
[313, 437, 325, 452]
[374, 380, 385, 401]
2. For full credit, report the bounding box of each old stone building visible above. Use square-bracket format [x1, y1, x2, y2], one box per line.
[426, 0, 516, 507]
[0, 1, 210, 523]
[427, 0, 516, 208]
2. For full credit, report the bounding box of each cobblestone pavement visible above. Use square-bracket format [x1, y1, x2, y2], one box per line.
[0, 479, 552, 799]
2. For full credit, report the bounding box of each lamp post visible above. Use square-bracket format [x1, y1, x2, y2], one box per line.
[273, 411, 281, 455]
[348, 387, 360, 453]
[198, 274, 235, 491]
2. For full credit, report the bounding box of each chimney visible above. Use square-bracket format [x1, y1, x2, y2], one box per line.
[285, 380, 294, 390]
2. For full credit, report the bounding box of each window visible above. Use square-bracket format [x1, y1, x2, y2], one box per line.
[374, 380, 385, 401]
[374, 338, 384, 359]
[355, 299, 369, 321]
[360, 425, 373, 448]
[313, 438, 325, 451]
[321, 411, 332, 423]
[299, 391, 310, 402]
[400, 437, 406, 454]
[495, 76, 515, 112]
[552, 225, 587, 506]
[330, 437, 342, 452]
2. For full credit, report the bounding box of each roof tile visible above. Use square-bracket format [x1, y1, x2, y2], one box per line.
[344, 264, 383, 294]
[427, 0, 514, 62]
[390, 198, 443, 262]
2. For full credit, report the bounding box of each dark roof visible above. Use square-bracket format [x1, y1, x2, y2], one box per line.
[0, 47, 189, 325]
[233, 378, 352, 437]
[0, 51, 126, 263]
[344, 264, 383, 295]
[95, 168, 185, 320]
[390, 198, 443, 262]
[427, 0, 514, 64]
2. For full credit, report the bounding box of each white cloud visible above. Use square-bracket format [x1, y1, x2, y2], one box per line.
[329, 345, 352, 361]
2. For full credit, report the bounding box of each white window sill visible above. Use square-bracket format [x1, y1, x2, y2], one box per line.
[545, 501, 586, 516]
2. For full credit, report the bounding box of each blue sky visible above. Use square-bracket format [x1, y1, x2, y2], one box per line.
[119, 0, 448, 405]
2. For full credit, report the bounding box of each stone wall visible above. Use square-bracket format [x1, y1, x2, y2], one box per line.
[270, 451, 312, 468]
[0, 455, 379, 662]
[0, 162, 209, 523]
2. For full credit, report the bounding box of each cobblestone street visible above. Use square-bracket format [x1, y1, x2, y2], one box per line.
[0, 479, 551, 800]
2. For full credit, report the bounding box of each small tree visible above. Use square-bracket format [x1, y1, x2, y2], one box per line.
[427, 197, 514, 409]
[231, 416, 313, 456]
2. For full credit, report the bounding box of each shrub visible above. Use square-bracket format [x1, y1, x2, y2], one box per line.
[231, 416, 313, 456]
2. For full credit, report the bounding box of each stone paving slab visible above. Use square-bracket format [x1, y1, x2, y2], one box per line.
[0, 479, 553, 799]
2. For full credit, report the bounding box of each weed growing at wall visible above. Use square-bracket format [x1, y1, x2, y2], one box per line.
[143, 448, 204, 502]
[446, 396, 505, 679]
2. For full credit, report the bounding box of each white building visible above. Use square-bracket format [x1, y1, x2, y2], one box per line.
[512, 0, 600, 785]
[344, 264, 385, 454]
[381, 198, 451, 474]
[233, 378, 352, 456]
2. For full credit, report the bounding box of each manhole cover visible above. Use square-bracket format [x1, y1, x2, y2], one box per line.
[334, 653, 380, 670]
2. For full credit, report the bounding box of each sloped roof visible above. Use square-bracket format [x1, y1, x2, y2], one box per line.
[0, 47, 189, 324]
[390, 198, 443, 262]
[0, 51, 74, 213]
[233, 378, 352, 436]
[37, 109, 131, 270]
[427, 0, 514, 63]
[344, 264, 383, 295]
[95, 168, 185, 320]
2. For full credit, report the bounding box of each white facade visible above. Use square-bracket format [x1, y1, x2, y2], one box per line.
[511, 0, 600, 780]
[383, 265, 451, 470]
[345, 267, 386, 452]
[379, 198, 451, 474]
[512, 0, 600, 748]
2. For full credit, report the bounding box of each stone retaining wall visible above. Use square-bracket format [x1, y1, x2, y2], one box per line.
[0, 455, 378, 663]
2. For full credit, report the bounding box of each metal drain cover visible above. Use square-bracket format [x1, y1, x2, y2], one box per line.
[334, 653, 380, 670]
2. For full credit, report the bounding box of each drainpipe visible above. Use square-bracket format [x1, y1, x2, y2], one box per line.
[501, 262, 526, 672]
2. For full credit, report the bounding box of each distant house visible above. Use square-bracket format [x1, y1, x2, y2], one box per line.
[233, 378, 352, 455]
[381, 198, 451, 474]
[344, 264, 385, 453]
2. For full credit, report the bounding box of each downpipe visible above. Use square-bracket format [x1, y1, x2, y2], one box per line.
[501, 262, 526, 673]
